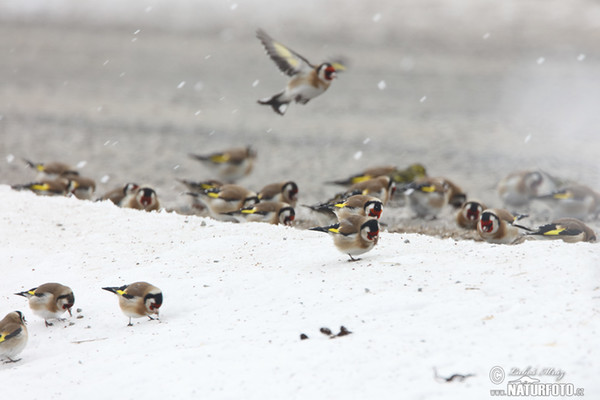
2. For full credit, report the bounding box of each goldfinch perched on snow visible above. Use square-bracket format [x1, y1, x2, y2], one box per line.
[188, 184, 259, 219]
[258, 181, 299, 207]
[102, 282, 163, 326]
[189, 146, 256, 183]
[98, 183, 140, 206]
[534, 184, 600, 220]
[256, 29, 344, 115]
[456, 200, 486, 230]
[15, 283, 75, 327]
[121, 186, 161, 212]
[344, 176, 395, 205]
[327, 163, 427, 186]
[228, 201, 295, 226]
[497, 170, 560, 207]
[0, 311, 28, 363]
[527, 218, 596, 243]
[310, 215, 380, 261]
[24, 159, 78, 177]
[11, 177, 78, 197]
[402, 177, 451, 219]
[476, 208, 530, 244]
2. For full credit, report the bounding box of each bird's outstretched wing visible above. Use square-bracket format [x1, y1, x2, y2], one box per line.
[256, 29, 314, 76]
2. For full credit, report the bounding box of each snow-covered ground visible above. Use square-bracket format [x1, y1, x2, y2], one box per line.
[1, 185, 598, 398]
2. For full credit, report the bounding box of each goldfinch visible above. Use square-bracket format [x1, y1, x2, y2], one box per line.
[24, 159, 78, 177]
[61, 173, 96, 200]
[256, 29, 343, 115]
[534, 184, 600, 220]
[497, 170, 561, 207]
[344, 176, 395, 205]
[331, 194, 383, 220]
[310, 215, 380, 261]
[402, 177, 450, 218]
[442, 178, 467, 208]
[327, 163, 427, 186]
[177, 178, 223, 193]
[121, 187, 161, 212]
[189, 146, 256, 183]
[228, 201, 295, 226]
[188, 184, 259, 218]
[98, 183, 140, 205]
[477, 208, 530, 244]
[11, 177, 78, 197]
[258, 181, 299, 207]
[102, 282, 163, 326]
[15, 283, 75, 327]
[456, 200, 486, 230]
[0, 311, 28, 363]
[527, 218, 596, 243]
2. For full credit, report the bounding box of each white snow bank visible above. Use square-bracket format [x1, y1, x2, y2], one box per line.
[0, 185, 598, 398]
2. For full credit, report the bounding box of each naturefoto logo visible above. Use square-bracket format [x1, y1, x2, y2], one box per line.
[489, 366, 585, 397]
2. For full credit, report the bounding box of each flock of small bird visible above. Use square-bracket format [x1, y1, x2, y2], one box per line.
[2, 29, 598, 364]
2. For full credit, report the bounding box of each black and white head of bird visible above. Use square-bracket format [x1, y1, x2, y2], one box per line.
[317, 63, 337, 81]
[278, 206, 296, 226]
[145, 292, 163, 315]
[360, 219, 380, 244]
[137, 187, 157, 208]
[282, 181, 299, 204]
[364, 200, 383, 219]
[479, 211, 499, 235]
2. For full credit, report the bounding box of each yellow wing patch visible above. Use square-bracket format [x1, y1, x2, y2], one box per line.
[0, 333, 6, 343]
[207, 192, 220, 199]
[543, 228, 566, 236]
[31, 184, 50, 191]
[36, 164, 45, 172]
[273, 42, 300, 69]
[210, 154, 230, 164]
[553, 192, 572, 200]
[334, 203, 346, 208]
[351, 176, 372, 184]
[241, 209, 256, 214]
[28, 290, 36, 295]
[116, 290, 126, 296]
[328, 227, 340, 234]
[420, 185, 436, 193]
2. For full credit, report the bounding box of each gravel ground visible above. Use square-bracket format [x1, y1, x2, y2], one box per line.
[1, 0, 599, 238]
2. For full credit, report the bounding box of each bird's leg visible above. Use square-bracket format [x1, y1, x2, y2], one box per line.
[4, 357, 21, 363]
[45, 320, 53, 327]
[127, 317, 133, 327]
[347, 254, 361, 262]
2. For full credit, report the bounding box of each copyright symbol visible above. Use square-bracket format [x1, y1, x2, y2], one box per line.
[490, 366, 505, 385]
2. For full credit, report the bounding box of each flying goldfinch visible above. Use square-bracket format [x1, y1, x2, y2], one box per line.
[256, 29, 344, 115]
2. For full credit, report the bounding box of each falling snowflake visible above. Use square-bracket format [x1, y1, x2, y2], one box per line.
[252, 80, 260, 87]
[377, 80, 386, 90]
[537, 57, 545, 65]
[420, 96, 427, 103]
[177, 81, 186, 89]
[577, 54, 586, 61]
[100, 175, 110, 184]
[372, 13, 382, 22]
[354, 151, 363, 160]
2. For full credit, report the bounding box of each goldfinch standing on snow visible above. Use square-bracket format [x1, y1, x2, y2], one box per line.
[121, 187, 161, 212]
[258, 181, 299, 207]
[98, 182, 140, 205]
[477, 208, 530, 244]
[534, 184, 600, 220]
[102, 282, 163, 326]
[188, 184, 259, 219]
[402, 177, 450, 219]
[189, 146, 256, 183]
[256, 29, 343, 115]
[456, 200, 486, 230]
[11, 177, 78, 197]
[0, 311, 28, 363]
[228, 201, 295, 226]
[15, 283, 75, 327]
[310, 215, 380, 261]
[344, 176, 395, 205]
[527, 218, 596, 243]
[497, 170, 560, 207]
[327, 163, 427, 186]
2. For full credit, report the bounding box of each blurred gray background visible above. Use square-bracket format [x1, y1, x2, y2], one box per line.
[1, 0, 599, 232]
